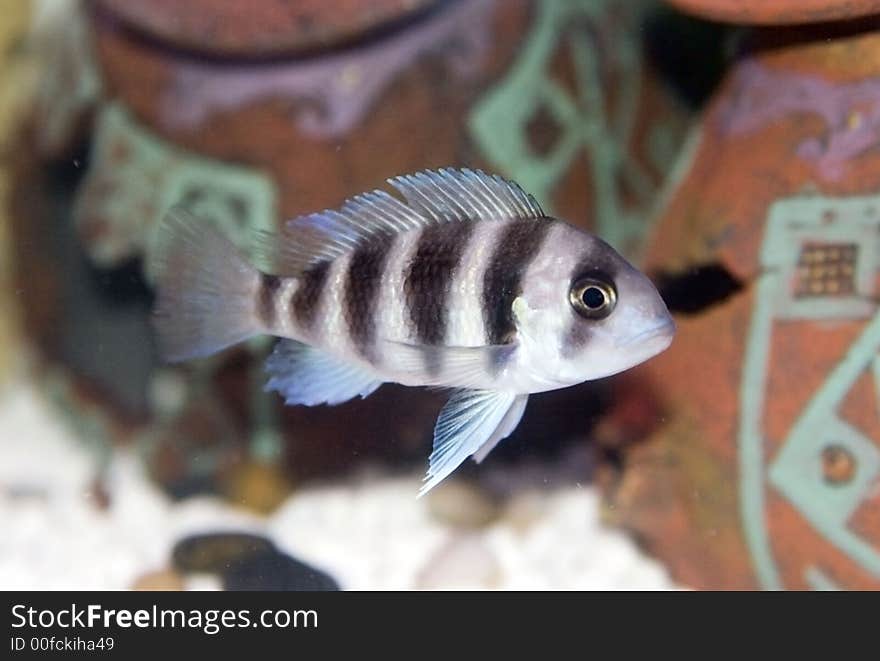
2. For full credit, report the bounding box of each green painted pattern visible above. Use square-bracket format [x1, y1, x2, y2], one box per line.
[739, 248, 782, 590]
[64, 103, 284, 480]
[770, 314, 880, 577]
[740, 194, 880, 589]
[468, 0, 665, 254]
[804, 566, 840, 591]
[74, 104, 277, 275]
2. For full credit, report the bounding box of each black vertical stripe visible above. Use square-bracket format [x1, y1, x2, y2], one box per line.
[344, 238, 393, 363]
[482, 219, 552, 352]
[404, 222, 475, 373]
[292, 260, 330, 333]
[258, 273, 282, 330]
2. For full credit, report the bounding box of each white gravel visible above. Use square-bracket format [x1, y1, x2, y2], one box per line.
[0, 383, 675, 590]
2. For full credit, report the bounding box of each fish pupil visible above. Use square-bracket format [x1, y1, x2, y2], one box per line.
[582, 286, 606, 309]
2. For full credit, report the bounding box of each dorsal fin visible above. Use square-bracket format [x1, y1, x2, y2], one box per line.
[257, 168, 545, 275]
[388, 168, 544, 224]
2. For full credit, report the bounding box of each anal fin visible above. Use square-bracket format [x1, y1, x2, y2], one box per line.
[265, 339, 383, 406]
[418, 389, 528, 497]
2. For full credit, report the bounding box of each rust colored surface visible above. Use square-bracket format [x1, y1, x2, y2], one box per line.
[86, 0, 688, 241]
[599, 293, 758, 589]
[602, 27, 880, 589]
[92, 0, 530, 224]
[666, 0, 880, 25]
[96, 0, 440, 56]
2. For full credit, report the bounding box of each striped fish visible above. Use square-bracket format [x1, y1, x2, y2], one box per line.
[153, 169, 674, 495]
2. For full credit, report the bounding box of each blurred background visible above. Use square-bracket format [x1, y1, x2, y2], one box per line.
[2, 0, 879, 590]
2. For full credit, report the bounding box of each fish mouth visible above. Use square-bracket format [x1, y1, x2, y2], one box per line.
[617, 318, 676, 349]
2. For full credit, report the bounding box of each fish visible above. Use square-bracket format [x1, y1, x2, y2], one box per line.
[152, 168, 675, 496]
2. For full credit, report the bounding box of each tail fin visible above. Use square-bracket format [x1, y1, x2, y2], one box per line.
[152, 207, 262, 363]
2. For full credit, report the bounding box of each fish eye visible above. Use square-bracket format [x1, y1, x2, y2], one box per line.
[570, 277, 617, 319]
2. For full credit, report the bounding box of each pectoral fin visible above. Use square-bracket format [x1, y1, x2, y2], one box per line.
[418, 389, 528, 497]
[254, 168, 544, 276]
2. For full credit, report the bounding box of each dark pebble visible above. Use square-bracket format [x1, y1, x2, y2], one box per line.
[171, 532, 339, 591]
[223, 550, 339, 591]
[172, 533, 275, 574]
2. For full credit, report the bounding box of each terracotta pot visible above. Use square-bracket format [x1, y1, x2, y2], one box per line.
[600, 24, 880, 589]
[79, 0, 686, 263]
[95, 0, 440, 56]
[12, 0, 688, 501]
[666, 0, 880, 25]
